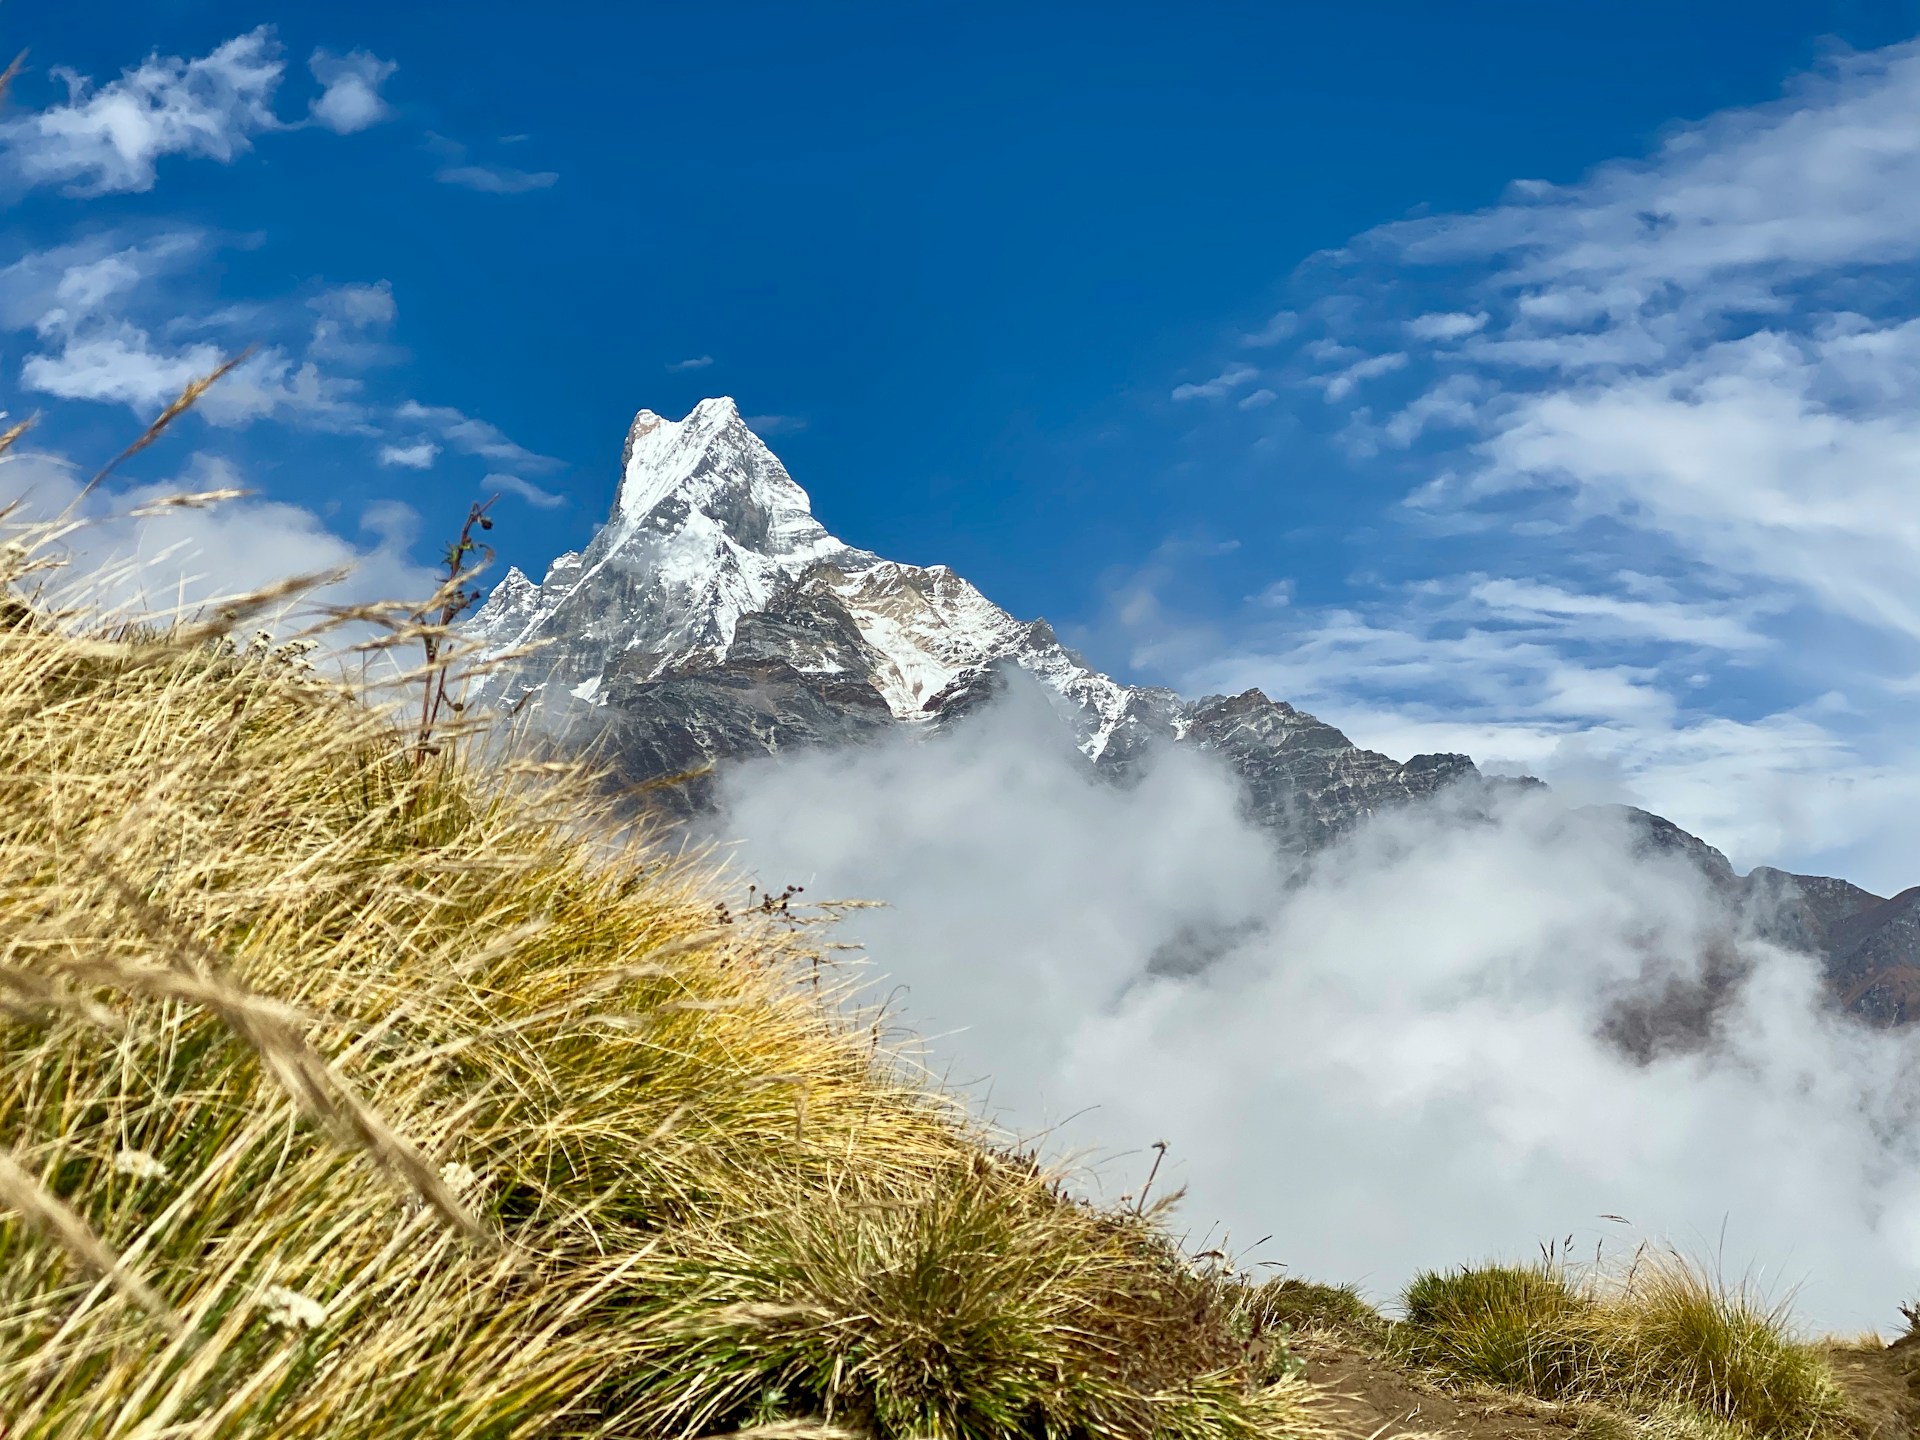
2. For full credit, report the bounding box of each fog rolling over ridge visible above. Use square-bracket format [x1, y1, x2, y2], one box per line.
[466, 398, 1920, 1335]
[712, 695, 1920, 1334]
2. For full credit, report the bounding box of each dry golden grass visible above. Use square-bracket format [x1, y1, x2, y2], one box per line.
[0, 489, 1326, 1439]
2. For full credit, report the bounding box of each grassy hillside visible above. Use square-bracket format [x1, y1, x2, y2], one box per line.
[0, 577, 1323, 1438]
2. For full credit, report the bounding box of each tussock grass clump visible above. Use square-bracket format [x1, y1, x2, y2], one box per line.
[1251, 1278, 1386, 1344]
[1610, 1259, 1855, 1440]
[1398, 1263, 1600, 1398]
[1393, 1257, 1858, 1440]
[0, 580, 1323, 1440]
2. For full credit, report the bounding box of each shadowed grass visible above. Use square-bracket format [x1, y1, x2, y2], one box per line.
[0, 538, 1326, 1440]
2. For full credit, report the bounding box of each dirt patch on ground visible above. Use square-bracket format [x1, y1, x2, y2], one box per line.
[1823, 1336, 1920, 1440]
[1299, 1336, 1582, 1440]
[1300, 1332, 1920, 1440]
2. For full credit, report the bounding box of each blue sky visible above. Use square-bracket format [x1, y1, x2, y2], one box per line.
[7, 2, 1920, 888]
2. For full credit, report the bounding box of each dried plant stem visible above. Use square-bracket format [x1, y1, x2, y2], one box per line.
[0, 1149, 182, 1337]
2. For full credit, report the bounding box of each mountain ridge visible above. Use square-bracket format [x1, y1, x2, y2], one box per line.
[466, 399, 1920, 1026]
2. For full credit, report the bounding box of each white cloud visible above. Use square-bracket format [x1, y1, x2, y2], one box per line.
[379, 440, 438, 469]
[307, 49, 396, 135]
[0, 29, 285, 195]
[744, 413, 807, 436]
[1465, 577, 1770, 652]
[307, 280, 398, 366]
[1321, 350, 1407, 402]
[668, 355, 715, 371]
[436, 163, 558, 194]
[21, 327, 223, 411]
[21, 327, 365, 430]
[1474, 322, 1920, 644]
[484, 471, 564, 508]
[1407, 310, 1488, 341]
[1095, 523, 1920, 890]
[1171, 363, 1259, 401]
[1239, 310, 1298, 348]
[716, 693, 1920, 1333]
[394, 400, 559, 469]
[311, 280, 395, 329]
[0, 235, 390, 436]
[0, 233, 203, 331]
[1384, 40, 1920, 321]
[1381, 372, 1484, 447]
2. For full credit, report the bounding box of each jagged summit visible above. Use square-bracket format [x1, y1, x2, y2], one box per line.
[469, 400, 1140, 739]
[467, 401, 864, 693]
[611, 397, 840, 567]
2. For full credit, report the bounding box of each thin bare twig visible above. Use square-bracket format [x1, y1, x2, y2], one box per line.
[414, 495, 497, 765]
[0, 50, 26, 106]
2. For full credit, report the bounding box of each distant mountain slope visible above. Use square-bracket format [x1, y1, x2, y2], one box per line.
[467, 399, 1913, 1026]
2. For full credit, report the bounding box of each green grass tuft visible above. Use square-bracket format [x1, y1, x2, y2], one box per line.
[1393, 1258, 1858, 1440]
[1398, 1262, 1602, 1398]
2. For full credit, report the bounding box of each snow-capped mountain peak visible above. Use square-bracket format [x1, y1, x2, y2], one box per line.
[467, 400, 862, 688]
[611, 397, 836, 568]
[467, 400, 1145, 756]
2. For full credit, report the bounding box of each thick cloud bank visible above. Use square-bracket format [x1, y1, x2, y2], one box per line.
[714, 692, 1920, 1335]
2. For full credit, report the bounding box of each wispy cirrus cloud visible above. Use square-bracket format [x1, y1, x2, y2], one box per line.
[24, 331, 369, 429]
[426, 134, 556, 194]
[1238, 310, 1297, 347]
[1170, 363, 1258, 401]
[0, 232, 535, 499]
[744, 413, 806, 435]
[428, 129, 556, 192]
[484, 471, 565, 508]
[1148, 38, 1920, 889]
[0, 28, 558, 634]
[1318, 350, 1406, 402]
[306, 280, 400, 367]
[437, 163, 558, 194]
[395, 400, 560, 468]
[1, 231, 377, 430]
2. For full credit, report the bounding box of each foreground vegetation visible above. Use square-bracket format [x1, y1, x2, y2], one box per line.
[1399, 1256, 1853, 1437]
[0, 561, 1322, 1437]
[1261, 1261, 1866, 1440]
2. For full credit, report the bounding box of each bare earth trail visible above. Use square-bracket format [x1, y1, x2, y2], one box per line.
[1299, 1335, 1920, 1440]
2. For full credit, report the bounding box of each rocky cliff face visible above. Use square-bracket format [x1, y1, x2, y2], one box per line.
[467, 399, 1918, 1024]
